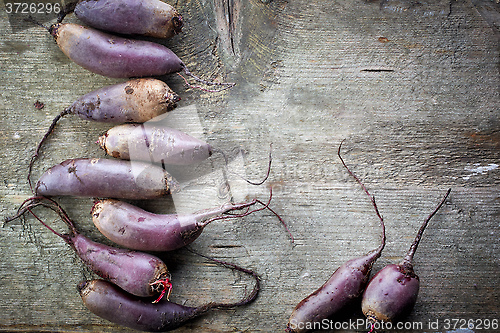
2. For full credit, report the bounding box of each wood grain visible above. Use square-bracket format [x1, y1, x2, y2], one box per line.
[0, 0, 498, 332]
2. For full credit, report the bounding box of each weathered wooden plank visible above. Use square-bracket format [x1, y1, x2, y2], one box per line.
[1, 0, 498, 332]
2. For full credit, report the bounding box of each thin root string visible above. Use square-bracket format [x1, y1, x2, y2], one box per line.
[223, 206, 251, 216]
[213, 143, 273, 186]
[24, 16, 50, 31]
[198, 187, 293, 242]
[337, 140, 383, 223]
[26, 206, 65, 239]
[28, 108, 72, 193]
[200, 199, 262, 228]
[30, 196, 77, 234]
[255, 198, 294, 243]
[178, 72, 235, 93]
[150, 278, 173, 303]
[403, 188, 451, 264]
[5, 197, 77, 236]
[4, 196, 46, 224]
[338, 140, 385, 250]
[237, 187, 294, 243]
[186, 248, 260, 309]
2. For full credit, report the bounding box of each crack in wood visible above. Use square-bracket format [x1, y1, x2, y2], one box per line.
[227, 0, 236, 56]
[214, 0, 240, 63]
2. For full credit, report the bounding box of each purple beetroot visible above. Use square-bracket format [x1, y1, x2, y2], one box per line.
[73, 0, 183, 38]
[92, 198, 265, 252]
[29, 18, 233, 89]
[49, 22, 184, 78]
[286, 142, 386, 333]
[34, 158, 179, 200]
[90, 185, 292, 252]
[361, 188, 451, 329]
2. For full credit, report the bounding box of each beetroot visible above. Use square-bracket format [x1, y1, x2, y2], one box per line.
[65, 78, 179, 123]
[90, 182, 293, 252]
[286, 142, 386, 333]
[92, 198, 264, 251]
[98, 124, 213, 165]
[35, 158, 179, 200]
[361, 189, 451, 328]
[74, 0, 183, 38]
[50, 23, 184, 78]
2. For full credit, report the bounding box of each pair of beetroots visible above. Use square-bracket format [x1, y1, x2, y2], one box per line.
[31, 0, 233, 89]
[33, 155, 291, 251]
[31, 151, 291, 250]
[361, 188, 451, 329]
[78, 253, 260, 332]
[286, 143, 451, 333]
[7, 197, 173, 302]
[33, 122, 213, 196]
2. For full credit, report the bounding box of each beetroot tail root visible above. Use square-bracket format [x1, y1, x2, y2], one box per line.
[27, 107, 71, 192]
[361, 188, 451, 330]
[213, 143, 295, 241]
[286, 140, 385, 333]
[214, 143, 274, 187]
[6, 197, 173, 302]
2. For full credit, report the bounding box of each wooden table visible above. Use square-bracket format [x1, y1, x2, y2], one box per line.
[1, 0, 498, 332]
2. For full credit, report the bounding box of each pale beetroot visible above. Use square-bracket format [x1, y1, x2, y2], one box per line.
[98, 124, 213, 165]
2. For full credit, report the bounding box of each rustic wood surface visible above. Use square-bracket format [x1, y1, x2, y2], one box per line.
[0, 0, 499, 332]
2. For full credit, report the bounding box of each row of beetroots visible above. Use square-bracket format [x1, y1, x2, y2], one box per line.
[10, 0, 453, 332]
[11, 0, 278, 331]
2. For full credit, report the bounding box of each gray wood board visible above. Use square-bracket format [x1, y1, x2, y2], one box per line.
[0, 0, 499, 332]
